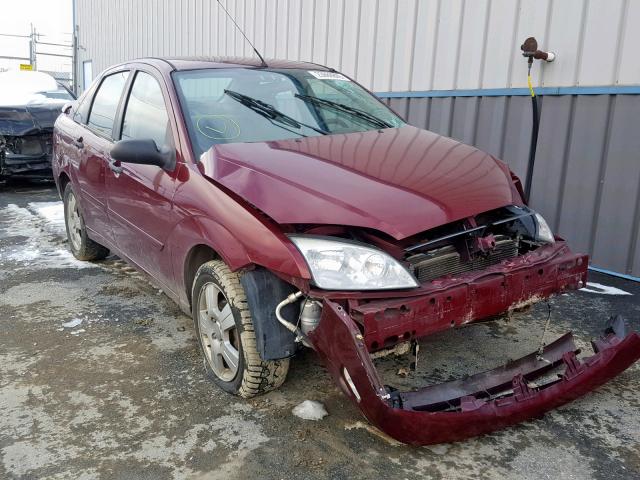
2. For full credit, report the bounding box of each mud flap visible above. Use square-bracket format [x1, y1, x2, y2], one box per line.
[308, 300, 640, 445]
[240, 269, 298, 360]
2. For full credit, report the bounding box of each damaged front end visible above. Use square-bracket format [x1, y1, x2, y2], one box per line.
[310, 304, 640, 445]
[294, 205, 588, 352]
[285, 205, 640, 444]
[0, 103, 63, 180]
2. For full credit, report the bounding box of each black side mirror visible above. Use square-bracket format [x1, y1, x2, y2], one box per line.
[62, 102, 73, 114]
[110, 139, 176, 171]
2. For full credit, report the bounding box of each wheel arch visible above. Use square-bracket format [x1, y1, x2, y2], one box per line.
[58, 171, 71, 198]
[184, 243, 220, 307]
[170, 211, 310, 313]
[168, 214, 254, 311]
[176, 217, 303, 361]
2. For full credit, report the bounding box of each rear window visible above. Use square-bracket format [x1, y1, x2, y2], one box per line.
[87, 71, 129, 138]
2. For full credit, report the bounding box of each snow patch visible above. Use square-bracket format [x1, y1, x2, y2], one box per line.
[580, 282, 632, 296]
[29, 202, 66, 236]
[0, 203, 93, 270]
[292, 400, 328, 421]
[6, 248, 40, 262]
[62, 318, 83, 328]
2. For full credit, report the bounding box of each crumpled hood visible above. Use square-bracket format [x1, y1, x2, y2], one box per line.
[199, 125, 522, 240]
[0, 101, 64, 136]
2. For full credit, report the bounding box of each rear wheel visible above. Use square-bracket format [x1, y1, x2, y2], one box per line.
[192, 260, 289, 397]
[63, 184, 109, 261]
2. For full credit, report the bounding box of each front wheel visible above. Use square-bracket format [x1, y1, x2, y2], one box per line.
[192, 260, 290, 397]
[63, 184, 109, 261]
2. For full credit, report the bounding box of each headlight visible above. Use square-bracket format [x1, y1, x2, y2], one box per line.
[534, 212, 555, 244]
[289, 235, 419, 290]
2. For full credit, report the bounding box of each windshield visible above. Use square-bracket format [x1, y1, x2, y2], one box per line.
[173, 68, 404, 158]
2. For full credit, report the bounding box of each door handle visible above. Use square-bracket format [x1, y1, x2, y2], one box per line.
[73, 136, 84, 149]
[108, 159, 123, 175]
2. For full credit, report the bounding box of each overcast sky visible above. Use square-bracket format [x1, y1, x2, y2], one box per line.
[0, 0, 72, 73]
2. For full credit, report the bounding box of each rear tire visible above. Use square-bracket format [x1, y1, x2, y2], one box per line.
[192, 260, 290, 397]
[63, 183, 109, 261]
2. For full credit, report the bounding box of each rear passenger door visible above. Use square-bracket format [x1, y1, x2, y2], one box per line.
[75, 70, 130, 245]
[105, 68, 182, 290]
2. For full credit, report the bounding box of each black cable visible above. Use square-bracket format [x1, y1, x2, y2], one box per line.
[524, 61, 540, 203]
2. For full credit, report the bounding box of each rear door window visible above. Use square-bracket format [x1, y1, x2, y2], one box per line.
[87, 71, 129, 138]
[120, 71, 172, 150]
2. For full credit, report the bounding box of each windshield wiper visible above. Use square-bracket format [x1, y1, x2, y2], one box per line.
[224, 89, 328, 135]
[294, 93, 393, 129]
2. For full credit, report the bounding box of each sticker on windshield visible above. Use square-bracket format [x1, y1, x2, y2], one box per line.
[308, 71, 351, 81]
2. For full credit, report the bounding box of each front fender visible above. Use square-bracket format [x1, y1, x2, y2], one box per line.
[168, 213, 311, 311]
[168, 215, 251, 308]
[170, 167, 312, 304]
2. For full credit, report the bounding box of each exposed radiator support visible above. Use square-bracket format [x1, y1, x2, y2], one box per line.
[407, 236, 519, 283]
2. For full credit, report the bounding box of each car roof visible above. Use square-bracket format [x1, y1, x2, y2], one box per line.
[137, 56, 333, 72]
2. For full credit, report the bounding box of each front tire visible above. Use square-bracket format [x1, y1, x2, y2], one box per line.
[63, 183, 109, 261]
[192, 260, 289, 397]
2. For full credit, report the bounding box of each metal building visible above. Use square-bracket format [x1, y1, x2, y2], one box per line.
[73, 0, 640, 277]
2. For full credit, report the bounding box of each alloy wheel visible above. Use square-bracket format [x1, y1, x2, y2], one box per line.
[66, 192, 83, 251]
[198, 282, 240, 381]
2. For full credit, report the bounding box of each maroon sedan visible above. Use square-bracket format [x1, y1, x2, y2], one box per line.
[52, 57, 639, 445]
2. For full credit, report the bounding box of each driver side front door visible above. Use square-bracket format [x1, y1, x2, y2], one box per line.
[105, 69, 182, 292]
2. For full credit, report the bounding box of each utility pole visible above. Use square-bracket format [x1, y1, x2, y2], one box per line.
[72, 25, 79, 95]
[29, 24, 37, 69]
[72, 0, 78, 96]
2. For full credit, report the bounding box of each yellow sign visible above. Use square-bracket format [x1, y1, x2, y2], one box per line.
[19, 64, 33, 71]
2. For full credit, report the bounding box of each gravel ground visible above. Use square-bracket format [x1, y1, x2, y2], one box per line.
[1, 181, 639, 480]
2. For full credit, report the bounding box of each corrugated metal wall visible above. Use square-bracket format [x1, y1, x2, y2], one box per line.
[75, 0, 640, 92]
[74, 0, 640, 276]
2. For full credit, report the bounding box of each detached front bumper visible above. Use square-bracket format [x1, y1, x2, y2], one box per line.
[309, 301, 640, 445]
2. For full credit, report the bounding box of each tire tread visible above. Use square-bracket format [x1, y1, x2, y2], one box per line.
[193, 260, 289, 398]
[63, 184, 109, 261]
